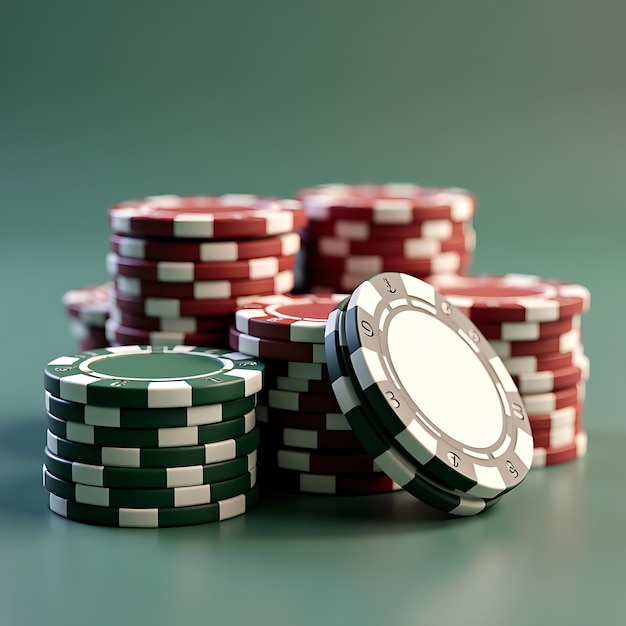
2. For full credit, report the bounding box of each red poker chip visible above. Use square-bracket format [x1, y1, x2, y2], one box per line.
[528, 404, 582, 430]
[235, 294, 345, 344]
[261, 425, 362, 450]
[521, 384, 585, 416]
[105, 320, 229, 348]
[110, 232, 301, 262]
[269, 447, 380, 474]
[113, 271, 295, 300]
[107, 252, 297, 282]
[110, 309, 231, 333]
[532, 431, 588, 467]
[313, 229, 475, 259]
[475, 315, 579, 342]
[109, 194, 308, 240]
[428, 274, 591, 323]
[512, 356, 589, 394]
[304, 218, 470, 242]
[229, 326, 327, 363]
[256, 405, 351, 431]
[306, 250, 470, 276]
[298, 183, 476, 223]
[489, 328, 582, 358]
[62, 283, 111, 326]
[261, 389, 341, 413]
[530, 414, 582, 449]
[267, 468, 401, 495]
[501, 349, 581, 375]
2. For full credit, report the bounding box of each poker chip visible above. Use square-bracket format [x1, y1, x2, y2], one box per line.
[228, 327, 327, 363]
[104, 319, 229, 349]
[269, 375, 332, 394]
[341, 272, 533, 499]
[489, 328, 582, 358]
[46, 409, 256, 448]
[476, 315, 580, 342]
[263, 389, 340, 413]
[256, 406, 351, 431]
[530, 421, 580, 450]
[110, 310, 232, 333]
[512, 355, 590, 394]
[44, 447, 258, 489]
[107, 252, 296, 282]
[62, 283, 111, 327]
[501, 350, 580, 375]
[521, 384, 585, 415]
[110, 232, 302, 262]
[46, 427, 261, 468]
[114, 271, 295, 300]
[314, 229, 475, 259]
[109, 195, 307, 240]
[47, 484, 260, 527]
[68, 318, 109, 351]
[531, 432, 588, 468]
[325, 301, 503, 515]
[44, 346, 264, 408]
[428, 274, 591, 323]
[235, 294, 346, 343]
[528, 404, 582, 431]
[261, 360, 330, 381]
[261, 426, 362, 450]
[298, 183, 476, 223]
[267, 469, 402, 495]
[271, 448, 379, 474]
[45, 391, 256, 429]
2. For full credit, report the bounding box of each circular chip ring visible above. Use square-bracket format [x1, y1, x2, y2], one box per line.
[428, 274, 591, 323]
[228, 327, 327, 363]
[44, 345, 265, 408]
[489, 328, 582, 358]
[343, 272, 534, 498]
[267, 469, 401, 495]
[109, 195, 307, 240]
[476, 316, 580, 342]
[109, 309, 231, 333]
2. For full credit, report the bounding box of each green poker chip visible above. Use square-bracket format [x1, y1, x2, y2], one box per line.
[44, 446, 257, 489]
[45, 391, 256, 428]
[44, 346, 265, 408]
[47, 483, 260, 527]
[43, 464, 256, 509]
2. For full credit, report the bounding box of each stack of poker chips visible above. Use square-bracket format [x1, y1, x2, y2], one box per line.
[428, 274, 591, 467]
[230, 294, 402, 495]
[62, 284, 111, 351]
[42, 345, 264, 527]
[297, 183, 477, 293]
[104, 194, 306, 348]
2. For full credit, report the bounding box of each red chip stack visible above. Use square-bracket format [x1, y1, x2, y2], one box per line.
[61, 284, 111, 351]
[427, 274, 591, 467]
[297, 183, 477, 293]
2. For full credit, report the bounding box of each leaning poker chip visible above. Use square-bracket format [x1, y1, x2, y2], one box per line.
[109, 195, 308, 240]
[476, 315, 580, 342]
[427, 274, 591, 323]
[268, 375, 332, 394]
[47, 483, 260, 527]
[521, 384, 585, 415]
[228, 327, 327, 364]
[114, 271, 295, 300]
[107, 252, 297, 282]
[531, 431, 588, 468]
[62, 283, 111, 326]
[304, 217, 470, 242]
[326, 304, 501, 515]
[46, 427, 261, 468]
[44, 464, 256, 509]
[44, 446, 258, 489]
[256, 405, 351, 431]
[44, 345, 264, 408]
[267, 468, 401, 495]
[489, 328, 582, 358]
[46, 409, 255, 448]
[314, 229, 475, 259]
[263, 389, 340, 413]
[528, 404, 582, 431]
[512, 355, 590, 394]
[501, 349, 580, 375]
[104, 320, 229, 349]
[235, 294, 346, 344]
[110, 232, 301, 262]
[306, 250, 469, 276]
[262, 426, 362, 451]
[298, 183, 476, 223]
[45, 391, 255, 429]
[109, 309, 231, 333]
[343, 272, 534, 499]
[271, 448, 380, 474]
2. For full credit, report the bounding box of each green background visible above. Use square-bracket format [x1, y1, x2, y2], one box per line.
[1, 2, 624, 625]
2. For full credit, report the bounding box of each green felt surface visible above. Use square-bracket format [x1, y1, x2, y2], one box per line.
[1, 2, 624, 624]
